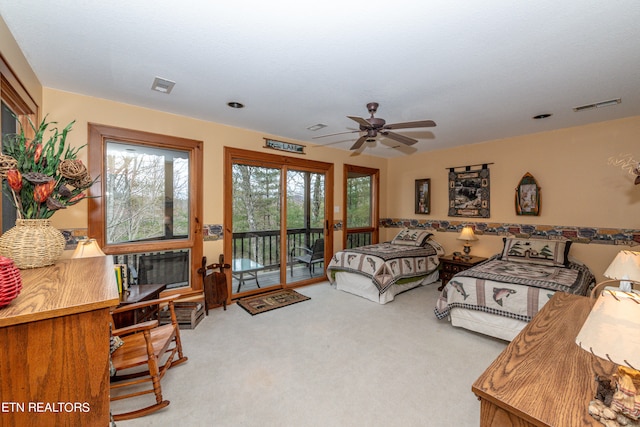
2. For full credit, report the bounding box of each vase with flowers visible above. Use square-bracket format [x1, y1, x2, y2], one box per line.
[0, 116, 96, 269]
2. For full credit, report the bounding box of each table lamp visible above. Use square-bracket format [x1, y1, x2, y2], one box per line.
[575, 251, 640, 422]
[72, 238, 106, 258]
[457, 226, 478, 260]
[603, 250, 640, 292]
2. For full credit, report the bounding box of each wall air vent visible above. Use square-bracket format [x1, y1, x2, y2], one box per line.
[151, 77, 176, 94]
[573, 98, 621, 112]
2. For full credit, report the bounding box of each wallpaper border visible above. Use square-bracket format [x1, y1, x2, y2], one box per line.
[379, 218, 640, 247]
[65, 221, 637, 248]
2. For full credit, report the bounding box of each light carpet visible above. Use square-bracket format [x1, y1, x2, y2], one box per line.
[112, 281, 507, 427]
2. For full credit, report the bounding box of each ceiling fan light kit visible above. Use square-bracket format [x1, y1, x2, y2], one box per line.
[316, 102, 436, 151]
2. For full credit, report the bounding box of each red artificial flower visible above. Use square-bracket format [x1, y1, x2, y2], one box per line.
[33, 144, 43, 164]
[6, 169, 22, 191]
[33, 180, 56, 203]
[67, 192, 86, 204]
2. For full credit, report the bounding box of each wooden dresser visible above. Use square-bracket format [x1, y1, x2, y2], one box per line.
[472, 292, 616, 426]
[0, 256, 120, 427]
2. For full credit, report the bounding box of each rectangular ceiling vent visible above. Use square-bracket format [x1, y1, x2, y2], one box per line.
[151, 77, 176, 94]
[573, 98, 621, 112]
[307, 124, 327, 131]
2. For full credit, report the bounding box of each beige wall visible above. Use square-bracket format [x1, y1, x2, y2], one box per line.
[385, 116, 640, 281]
[3, 17, 639, 282]
[41, 88, 388, 261]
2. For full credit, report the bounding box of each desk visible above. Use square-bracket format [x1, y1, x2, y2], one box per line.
[232, 258, 263, 292]
[112, 283, 167, 328]
[0, 257, 120, 426]
[472, 292, 616, 426]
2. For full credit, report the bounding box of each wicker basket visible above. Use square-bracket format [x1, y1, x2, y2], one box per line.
[0, 219, 66, 269]
[0, 256, 22, 308]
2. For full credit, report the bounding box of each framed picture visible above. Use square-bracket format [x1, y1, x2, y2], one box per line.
[448, 167, 490, 218]
[515, 172, 541, 215]
[415, 179, 431, 214]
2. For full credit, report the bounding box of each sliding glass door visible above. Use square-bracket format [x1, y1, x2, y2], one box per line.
[225, 148, 333, 299]
[286, 169, 325, 285]
[230, 163, 282, 295]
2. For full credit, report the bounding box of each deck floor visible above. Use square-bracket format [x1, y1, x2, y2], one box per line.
[231, 263, 325, 294]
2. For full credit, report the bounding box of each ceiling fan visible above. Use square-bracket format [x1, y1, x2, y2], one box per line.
[314, 102, 436, 150]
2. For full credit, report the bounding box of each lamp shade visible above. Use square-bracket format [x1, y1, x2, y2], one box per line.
[604, 251, 640, 283]
[576, 288, 640, 370]
[72, 239, 105, 258]
[457, 226, 478, 242]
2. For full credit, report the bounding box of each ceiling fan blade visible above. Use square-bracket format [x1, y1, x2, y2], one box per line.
[347, 116, 372, 128]
[350, 135, 369, 150]
[381, 131, 417, 146]
[384, 120, 436, 130]
[312, 130, 359, 139]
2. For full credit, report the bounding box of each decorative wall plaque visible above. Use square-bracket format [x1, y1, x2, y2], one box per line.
[515, 172, 541, 216]
[263, 138, 305, 154]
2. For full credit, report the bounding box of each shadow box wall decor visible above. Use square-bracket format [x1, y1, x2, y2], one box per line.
[448, 165, 490, 218]
[515, 172, 541, 216]
[415, 179, 431, 214]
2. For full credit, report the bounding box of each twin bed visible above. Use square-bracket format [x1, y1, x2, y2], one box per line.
[326, 228, 444, 304]
[434, 237, 595, 341]
[328, 229, 595, 342]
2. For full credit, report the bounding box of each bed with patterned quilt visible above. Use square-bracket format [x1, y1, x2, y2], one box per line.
[327, 228, 445, 304]
[434, 237, 595, 341]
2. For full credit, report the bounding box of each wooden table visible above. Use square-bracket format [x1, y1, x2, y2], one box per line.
[472, 292, 616, 426]
[112, 283, 167, 328]
[0, 257, 120, 427]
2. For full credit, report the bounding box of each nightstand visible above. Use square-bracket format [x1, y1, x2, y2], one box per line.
[438, 254, 487, 291]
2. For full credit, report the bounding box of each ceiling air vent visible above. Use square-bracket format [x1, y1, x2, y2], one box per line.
[573, 98, 621, 112]
[151, 77, 176, 94]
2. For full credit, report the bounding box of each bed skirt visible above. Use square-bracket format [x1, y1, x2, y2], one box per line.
[334, 269, 440, 304]
[448, 307, 528, 342]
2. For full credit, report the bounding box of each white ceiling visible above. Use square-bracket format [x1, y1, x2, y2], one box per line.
[1, 1, 639, 158]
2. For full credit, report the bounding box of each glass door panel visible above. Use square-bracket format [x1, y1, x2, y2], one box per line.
[286, 169, 325, 285]
[230, 164, 281, 297]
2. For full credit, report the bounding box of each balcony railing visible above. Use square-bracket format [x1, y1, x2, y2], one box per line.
[232, 228, 324, 270]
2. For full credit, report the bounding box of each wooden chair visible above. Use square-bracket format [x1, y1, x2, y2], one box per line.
[290, 238, 324, 276]
[109, 295, 188, 421]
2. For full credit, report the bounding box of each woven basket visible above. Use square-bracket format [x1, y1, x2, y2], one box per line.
[0, 219, 66, 269]
[0, 256, 22, 308]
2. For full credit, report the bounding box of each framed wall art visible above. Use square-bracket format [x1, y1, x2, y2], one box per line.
[448, 166, 490, 218]
[415, 179, 431, 214]
[515, 172, 541, 215]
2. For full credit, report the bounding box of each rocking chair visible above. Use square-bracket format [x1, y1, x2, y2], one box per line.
[109, 294, 188, 421]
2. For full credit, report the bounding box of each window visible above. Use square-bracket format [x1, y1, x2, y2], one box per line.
[344, 165, 379, 248]
[105, 142, 189, 244]
[0, 56, 38, 233]
[88, 124, 203, 292]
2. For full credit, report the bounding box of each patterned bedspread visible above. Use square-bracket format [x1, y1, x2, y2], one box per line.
[434, 256, 595, 322]
[327, 241, 444, 294]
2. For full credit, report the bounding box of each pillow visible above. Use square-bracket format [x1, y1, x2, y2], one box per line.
[391, 228, 433, 246]
[500, 237, 572, 267]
